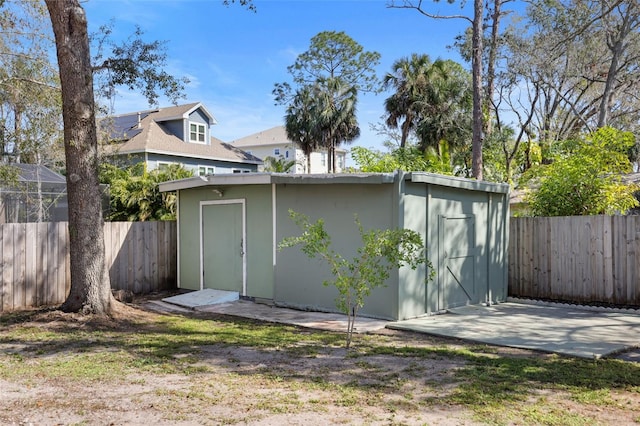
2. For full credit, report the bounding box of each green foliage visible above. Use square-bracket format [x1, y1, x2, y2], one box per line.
[526, 127, 639, 216]
[262, 155, 296, 173]
[100, 163, 193, 221]
[383, 55, 472, 156]
[274, 30, 381, 99]
[351, 145, 452, 174]
[0, 164, 19, 186]
[279, 210, 432, 348]
[91, 24, 189, 107]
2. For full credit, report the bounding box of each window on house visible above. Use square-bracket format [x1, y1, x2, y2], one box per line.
[338, 155, 345, 169]
[157, 161, 171, 171]
[189, 122, 206, 143]
[274, 148, 280, 156]
[232, 169, 242, 174]
[285, 150, 289, 159]
[321, 153, 326, 166]
[198, 166, 215, 176]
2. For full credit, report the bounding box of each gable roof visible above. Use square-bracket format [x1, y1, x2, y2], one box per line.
[12, 164, 66, 184]
[101, 103, 261, 165]
[231, 126, 291, 148]
[231, 125, 346, 153]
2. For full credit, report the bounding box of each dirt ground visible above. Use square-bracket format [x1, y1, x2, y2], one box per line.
[0, 301, 639, 426]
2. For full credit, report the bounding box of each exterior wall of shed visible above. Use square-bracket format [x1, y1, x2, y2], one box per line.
[397, 181, 430, 320]
[408, 181, 508, 314]
[177, 185, 274, 299]
[274, 183, 401, 320]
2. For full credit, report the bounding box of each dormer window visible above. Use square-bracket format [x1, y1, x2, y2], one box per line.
[189, 122, 206, 143]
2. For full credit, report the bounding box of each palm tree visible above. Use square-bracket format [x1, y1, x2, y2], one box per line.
[262, 155, 296, 173]
[285, 86, 320, 173]
[383, 54, 432, 148]
[285, 79, 360, 173]
[315, 78, 360, 172]
[416, 59, 473, 157]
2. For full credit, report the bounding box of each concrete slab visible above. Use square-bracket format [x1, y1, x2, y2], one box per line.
[195, 300, 389, 334]
[162, 289, 239, 309]
[387, 302, 640, 359]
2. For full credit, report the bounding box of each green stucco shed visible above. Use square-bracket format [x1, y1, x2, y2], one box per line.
[160, 171, 510, 320]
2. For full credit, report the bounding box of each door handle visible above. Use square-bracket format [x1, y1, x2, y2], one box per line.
[240, 239, 245, 256]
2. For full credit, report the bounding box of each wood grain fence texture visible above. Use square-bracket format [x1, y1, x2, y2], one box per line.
[509, 216, 640, 306]
[0, 221, 177, 312]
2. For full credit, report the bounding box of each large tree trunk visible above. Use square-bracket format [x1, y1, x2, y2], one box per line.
[46, 0, 114, 314]
[485, 0, 502, 136]
[471, 0, 484, 180]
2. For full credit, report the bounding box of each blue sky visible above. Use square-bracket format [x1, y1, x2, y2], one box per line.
[84, 0, 475, 152]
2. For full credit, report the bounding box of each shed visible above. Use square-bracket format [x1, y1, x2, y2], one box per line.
[159, 171, 510, 320]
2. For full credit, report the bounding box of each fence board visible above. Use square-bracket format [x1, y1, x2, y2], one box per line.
[36, 223, 47, 306]
[13, 224, 26, 309]
[0, 221, 3, 309]
[509, 215, 640, 307]
[25, 224, 36, 306]
[2, 225, 14, 311]
[0, 221, 177, 312]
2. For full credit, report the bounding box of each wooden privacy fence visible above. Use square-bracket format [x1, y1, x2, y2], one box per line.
[0, 221, 177, 312]
[509, 215, 640, 306]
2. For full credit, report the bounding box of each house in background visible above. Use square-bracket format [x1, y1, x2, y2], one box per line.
[231, 126, 347, 174]
[101, 102, 262, 176]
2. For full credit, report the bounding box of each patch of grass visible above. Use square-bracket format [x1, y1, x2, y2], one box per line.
[2, 307, 640, 426]
[0, 350, 135, 383]
[446, 354, 640, 424]
[516, 404, 597, 426]
[351, 334, 640, 425]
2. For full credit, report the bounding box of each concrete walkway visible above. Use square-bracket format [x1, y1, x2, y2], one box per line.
[145, 298, 640, 360]
[147, 299, 389, 333]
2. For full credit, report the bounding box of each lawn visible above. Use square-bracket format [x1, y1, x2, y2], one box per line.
[1, 300, 639, 425]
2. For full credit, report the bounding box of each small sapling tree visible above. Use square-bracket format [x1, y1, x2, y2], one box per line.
[279, 210, 432, 348]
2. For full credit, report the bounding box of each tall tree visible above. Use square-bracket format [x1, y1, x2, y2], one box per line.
[284, 85, 320, 173]
[275, 31, 379, 172]
[414, 59, 473, 157]
[388, 0, 485, 180]
[594, 0, 640, 127]
[499, 0, 640, 155]
[0, 2, 63, 168]
[470, 0, 484, 179]
[315, 78, 361, 172]
[383, 53, 432, 148]
[44, 0, 254, 314]
[45, 0, 112, 314]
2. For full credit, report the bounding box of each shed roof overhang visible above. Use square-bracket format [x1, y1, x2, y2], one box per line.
[159, 172, 397, 192]
[407, 172, 510, 194]
[159, 171, 511, 195]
